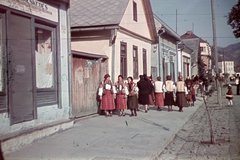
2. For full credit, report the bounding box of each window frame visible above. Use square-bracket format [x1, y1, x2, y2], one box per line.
[143, 48, 147, 75]
[133, 45, 138, 79]
[133, 1, 137, 22]
[120, 42, 127, 79]
[34, 23, 58, 107]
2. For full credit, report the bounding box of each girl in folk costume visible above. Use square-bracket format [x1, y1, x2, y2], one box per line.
[226, 84, 233, 107]
[175, 76, 188, 112]
[154, 76, 165, 111]
[127, 76, 139, 116]
[164, 75, 175, 112]
[186, 82, 193, 106]
[98, 74, 116, 117]
[115, 75, 129, 116]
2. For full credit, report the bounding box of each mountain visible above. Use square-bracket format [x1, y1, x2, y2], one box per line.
[217, 42, 240, 69]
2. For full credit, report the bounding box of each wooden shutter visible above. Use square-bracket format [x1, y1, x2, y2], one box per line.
[9, 13, 34, 124]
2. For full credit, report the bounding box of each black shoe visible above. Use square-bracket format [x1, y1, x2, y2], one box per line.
[130, 113, 134, 117]
[145, 110, 148, 113]
[122, 112, 125, 117]
[135, 113, 137, 116]
[109, 113, 112, 117]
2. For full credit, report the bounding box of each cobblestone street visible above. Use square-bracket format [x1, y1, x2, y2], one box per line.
[158, 84, 240, 160]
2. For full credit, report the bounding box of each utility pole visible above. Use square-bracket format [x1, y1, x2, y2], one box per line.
[176, 9, 177, 33]
[211, 0, 222, 108]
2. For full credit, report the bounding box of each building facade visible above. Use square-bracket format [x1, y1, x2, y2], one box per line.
[0, 0, 71, 137]
[152, 14, 181, 82]
[70, 0, 157, 117]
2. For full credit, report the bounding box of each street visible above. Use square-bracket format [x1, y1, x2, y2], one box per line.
[158, 83, 240, 160]
[3, 83, 240, 160]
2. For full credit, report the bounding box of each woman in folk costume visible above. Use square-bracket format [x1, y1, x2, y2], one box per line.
[127, 76, 139, 116]
[148, 76, 155, 106]
[154, 76, 165, 111]
[98, 74, 116, 117]
[115, 75, 129, 116]
[186, 82, 193, 106]
[175, 76, 188, 112]
[164, 75, 175, 111]
[226, 84, 233, 107]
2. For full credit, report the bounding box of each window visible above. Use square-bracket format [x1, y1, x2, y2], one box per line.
[120, 42, 127, 78]
[0, 16, 3, 92]
[143, 49, 147, 75]
[35, 27, 54, 89]
[133, 46, 138, 79]
[200, 47, 206, 52]
[35, 24, 57, 107]
[133, 1, 137, 22]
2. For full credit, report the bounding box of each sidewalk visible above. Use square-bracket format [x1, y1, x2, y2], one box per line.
[4, 95, 204, 160]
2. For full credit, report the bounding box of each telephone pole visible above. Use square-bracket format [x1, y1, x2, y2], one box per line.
[211, 0, 222, 108]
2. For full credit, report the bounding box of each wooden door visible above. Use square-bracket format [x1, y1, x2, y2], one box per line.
[72, 56, 101, 118]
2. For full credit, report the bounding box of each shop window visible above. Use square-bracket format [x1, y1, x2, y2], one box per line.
[35, 24, 57, 107]
[133, 46, 138, 79]
[120, 42, 127, 78]
[35, 27, 53, 89]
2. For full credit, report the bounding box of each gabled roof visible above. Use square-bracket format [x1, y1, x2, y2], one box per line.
[153, 14, 181, 41]
[182, 38, 200, 64]
[218, 56, 232, 62]
[181, 31, 207, 43]
[70, 0, 129, 28]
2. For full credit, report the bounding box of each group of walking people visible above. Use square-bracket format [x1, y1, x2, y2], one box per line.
[98, 73, 198, 117]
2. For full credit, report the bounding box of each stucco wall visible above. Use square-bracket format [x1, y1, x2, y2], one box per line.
[0, 3, 70, 135]
[120, 0, 151, 40]
[114, 32, 151, 82]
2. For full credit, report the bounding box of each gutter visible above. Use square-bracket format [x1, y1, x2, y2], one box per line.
[71, 25, 120, 32]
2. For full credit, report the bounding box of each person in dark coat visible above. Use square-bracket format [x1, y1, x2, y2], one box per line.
[185, 75, 192, 86]
[137, 74, 153, 113]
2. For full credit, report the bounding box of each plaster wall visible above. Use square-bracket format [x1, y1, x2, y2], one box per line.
[120, 0, 151, 40]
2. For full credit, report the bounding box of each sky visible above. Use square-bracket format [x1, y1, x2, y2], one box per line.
[150, 0, 240, 48]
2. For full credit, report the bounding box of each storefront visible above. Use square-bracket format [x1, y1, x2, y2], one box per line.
[0, 0, 70, 133]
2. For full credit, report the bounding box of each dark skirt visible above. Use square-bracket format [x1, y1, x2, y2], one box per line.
[164, 92, 175, 105]
[192, 94, 196, 102]
[176, 92, 188, 108]
[127, 95, 138, 109]
[138, 93, 149, 105]
[101, 90, 115, 110]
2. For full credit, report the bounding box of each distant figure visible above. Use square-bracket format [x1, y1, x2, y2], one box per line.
[154, 76, 165, 111]
[191, 82, 196, 106]
[147, 76, 155, 107]
[164, 75, 175, 111]
[198, 81, 204, 97]
[98, 74, 116, 117]
[175, 76, 188, 112]
[226, 84, 233, 107]
[186, 82, 193, 106]
[236, 74, 240, 95]
[185, 75, 192, 86]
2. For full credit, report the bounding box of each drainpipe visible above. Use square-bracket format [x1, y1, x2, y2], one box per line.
[158, 28, 165, 79]
[111, 29, 117, 82]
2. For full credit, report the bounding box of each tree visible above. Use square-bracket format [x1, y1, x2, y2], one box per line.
[227, 0, 240, 38]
